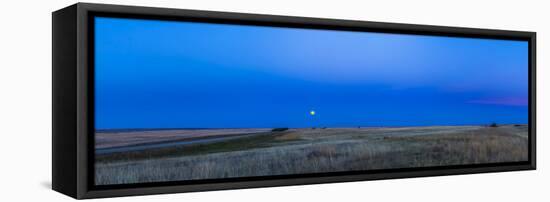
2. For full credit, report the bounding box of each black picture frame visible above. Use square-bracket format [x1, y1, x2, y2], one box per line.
[52, 2, 536, 199]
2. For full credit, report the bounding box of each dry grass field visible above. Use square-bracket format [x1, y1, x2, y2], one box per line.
[95, 125, 528, 185]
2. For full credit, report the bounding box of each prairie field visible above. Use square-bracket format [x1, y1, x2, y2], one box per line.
[95, 125, 528, 185]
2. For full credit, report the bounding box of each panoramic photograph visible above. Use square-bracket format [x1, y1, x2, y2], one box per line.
[94, 17, 529, 185]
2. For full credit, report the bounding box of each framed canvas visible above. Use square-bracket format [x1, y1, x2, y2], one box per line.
[52, 3, 536, 199]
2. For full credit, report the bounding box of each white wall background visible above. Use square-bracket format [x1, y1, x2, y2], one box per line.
[0, 0, 547, 201]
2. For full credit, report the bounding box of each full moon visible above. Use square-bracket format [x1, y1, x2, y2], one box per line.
[310, 110, 316, 116]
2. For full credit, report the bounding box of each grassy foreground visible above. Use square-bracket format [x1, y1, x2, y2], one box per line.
[95, 125, 528, 185]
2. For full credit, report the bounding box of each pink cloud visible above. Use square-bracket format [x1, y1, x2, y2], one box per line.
[468, 97, 528, 106]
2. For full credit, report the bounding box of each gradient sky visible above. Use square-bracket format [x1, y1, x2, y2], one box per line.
[94, 17, 528, 129]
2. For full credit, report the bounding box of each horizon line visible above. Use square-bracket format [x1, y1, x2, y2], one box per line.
[95, 123, 528, 131]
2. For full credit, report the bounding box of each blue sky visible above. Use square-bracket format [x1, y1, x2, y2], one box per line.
[94, 17, 528, 129]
